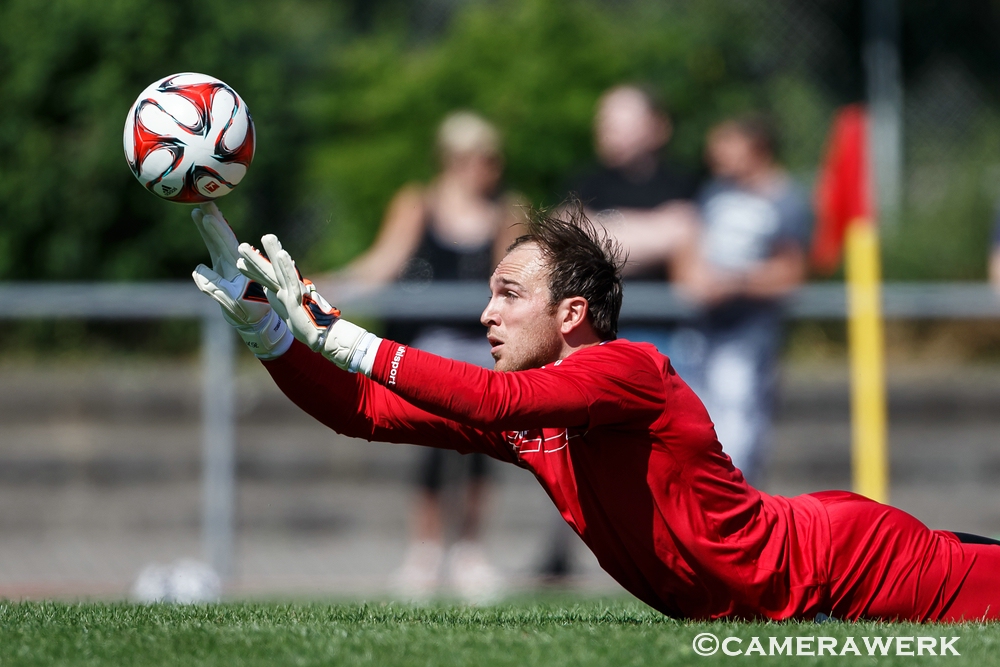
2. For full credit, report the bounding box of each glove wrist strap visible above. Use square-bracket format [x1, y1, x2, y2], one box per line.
[357, 336, 382, 376]
[319, 319, 381, 374]
[231, 310, 294, 359]
[351, 332, 381, 375]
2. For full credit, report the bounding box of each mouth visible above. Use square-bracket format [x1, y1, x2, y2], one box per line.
[487, 334, 503, 355]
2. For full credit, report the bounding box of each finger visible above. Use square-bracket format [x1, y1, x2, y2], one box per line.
[261, 233, 282, 258]
[264, 234, 303, 303]
[264, 286, 289, 322]
[260, 234, 286, 283]
[261, 234, 299, 290]
[193, 262, 221, 281]
[200, 202, 223, 223]
[193, 264, 229, 298]
[192, 209, 238, 278]
[192, 265, 214, 294]
[191, 208, 219, 266]
[192, 266, 238, 319]
[201, 213, 241, 278]
[307, 284, 338, 315]
[237, 257, 279, 293]
[237, 242, 279, 291]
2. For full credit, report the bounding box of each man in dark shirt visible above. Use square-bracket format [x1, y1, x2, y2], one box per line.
[568, 85, 699, 282]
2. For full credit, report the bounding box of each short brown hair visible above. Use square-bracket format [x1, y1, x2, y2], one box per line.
[729, 113, 780, 159]
[509, 202, 625, 340]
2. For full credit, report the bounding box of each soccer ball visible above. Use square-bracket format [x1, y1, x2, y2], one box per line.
[123, 72, 255, 203]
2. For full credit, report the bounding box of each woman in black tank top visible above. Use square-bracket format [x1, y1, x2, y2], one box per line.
[317, 112, 525, 602]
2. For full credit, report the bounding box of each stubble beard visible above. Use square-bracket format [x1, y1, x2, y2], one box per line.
[493, 326, 563, 372]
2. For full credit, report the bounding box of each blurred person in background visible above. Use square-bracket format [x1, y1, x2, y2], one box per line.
[568, 84, 700, 307]
[538, 85, 699, 580]
[318, 111, 525, 601]
[674, 114, 812, 486]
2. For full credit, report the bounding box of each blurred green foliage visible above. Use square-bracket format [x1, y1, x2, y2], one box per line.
[0, 0, 346, 280]
[881, 107, 1000, 281]
[300, 0, 836, 271]
[0, 0, 829, 281]
[0, 0, 997, 282]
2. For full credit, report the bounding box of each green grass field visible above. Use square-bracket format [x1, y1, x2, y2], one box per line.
[0, 598, 996, 666]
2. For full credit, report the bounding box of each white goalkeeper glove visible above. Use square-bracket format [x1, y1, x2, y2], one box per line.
[190, 203, 293, 359]
[236, 234, 381, 375]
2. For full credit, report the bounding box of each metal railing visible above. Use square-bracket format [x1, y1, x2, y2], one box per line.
[0, 282, 236, 578]
[2, 280, 999, 577]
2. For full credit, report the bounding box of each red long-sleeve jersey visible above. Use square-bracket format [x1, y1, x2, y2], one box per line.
[264, 338, 833, 620]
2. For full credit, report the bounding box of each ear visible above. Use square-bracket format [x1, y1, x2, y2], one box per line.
[557, 296, 590, 336]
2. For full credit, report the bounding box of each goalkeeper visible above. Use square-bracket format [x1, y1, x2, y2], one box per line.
[192, 202, 1000, 621]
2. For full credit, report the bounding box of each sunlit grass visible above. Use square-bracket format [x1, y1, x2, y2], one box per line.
[0, 599, 995, 666]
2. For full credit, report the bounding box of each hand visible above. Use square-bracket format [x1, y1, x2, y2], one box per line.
[191, 203, 293, 359]
[238, 234, 381, 374]
[234, 237, 329, 324]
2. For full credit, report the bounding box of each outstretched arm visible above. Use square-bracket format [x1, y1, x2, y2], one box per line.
[235, 235, 514, 462]
[264, 340, 517, 463]
[240, 233, 663, 448]
[367, 340, 665, 432]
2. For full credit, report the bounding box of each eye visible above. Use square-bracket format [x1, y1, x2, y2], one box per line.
[503, 290, 518, 300]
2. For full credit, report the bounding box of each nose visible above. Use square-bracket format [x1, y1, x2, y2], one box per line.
[481, 296, 500, 328]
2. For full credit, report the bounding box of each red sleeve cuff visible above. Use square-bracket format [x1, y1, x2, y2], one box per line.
[371, 339, 407, 386]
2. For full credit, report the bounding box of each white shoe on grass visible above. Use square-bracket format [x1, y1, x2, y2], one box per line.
[391, 541, 444, 602]
[446, 540, 502, 605]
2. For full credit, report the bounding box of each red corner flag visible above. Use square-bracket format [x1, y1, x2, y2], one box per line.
[811, 105, 875, 274]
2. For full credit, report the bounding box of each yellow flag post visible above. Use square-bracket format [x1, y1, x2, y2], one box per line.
[845, 221, 888, 503]
[814, 106, 890, 504]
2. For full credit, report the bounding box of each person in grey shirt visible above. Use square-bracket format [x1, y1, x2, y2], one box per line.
[675, 115, 812, 485]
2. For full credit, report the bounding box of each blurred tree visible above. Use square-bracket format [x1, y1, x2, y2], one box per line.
[0, 0, 838, 280]
[4, 0, 999, 283]
[0, 0, 345, 280]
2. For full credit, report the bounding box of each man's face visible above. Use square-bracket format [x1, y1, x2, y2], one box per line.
[595, 88, 669, 169]
[480, 243, 564, 372]
[706, 124, 756, 180]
